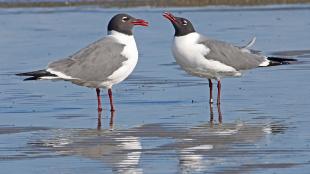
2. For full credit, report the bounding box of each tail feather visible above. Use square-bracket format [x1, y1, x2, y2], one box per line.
[16, 69, 57, 81]
[267, 56, 298, 66]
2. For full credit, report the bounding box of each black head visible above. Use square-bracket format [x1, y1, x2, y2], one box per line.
[107, 13, 148, 35]
[163, 12, 196, 37]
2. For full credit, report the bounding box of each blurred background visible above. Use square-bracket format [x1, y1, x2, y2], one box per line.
[1, 0, 310, 7]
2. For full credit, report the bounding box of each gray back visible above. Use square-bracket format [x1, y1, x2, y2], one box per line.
[48, 37, 127, 86]
[201, 39, 265, 70]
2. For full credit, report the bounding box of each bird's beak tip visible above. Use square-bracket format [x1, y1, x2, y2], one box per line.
[162, 12, 177, 23]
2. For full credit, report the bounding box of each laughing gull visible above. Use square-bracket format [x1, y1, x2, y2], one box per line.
[16, 14, 148, 112]
[163, 12, 296, 105]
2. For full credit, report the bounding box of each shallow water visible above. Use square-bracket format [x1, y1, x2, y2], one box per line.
[1, 5, 310, 174]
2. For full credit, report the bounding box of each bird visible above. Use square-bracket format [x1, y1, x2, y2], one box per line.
[163, 12, 296, 105]
[16, 13, 148, 112]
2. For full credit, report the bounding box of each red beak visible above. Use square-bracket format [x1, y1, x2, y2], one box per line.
[163, 12, 178, 24]
[131, 19, 149, 26]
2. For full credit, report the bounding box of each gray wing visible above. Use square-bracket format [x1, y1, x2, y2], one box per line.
[47, 36, 127, 84]
[201, 39, 266, 71]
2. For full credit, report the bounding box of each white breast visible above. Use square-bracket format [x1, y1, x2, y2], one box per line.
[101, 30, 138, 88]
[172, 32, 237, 79]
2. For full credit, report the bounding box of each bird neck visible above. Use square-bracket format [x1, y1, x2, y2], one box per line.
[174, 32, 201, 44]
[108, 30, 136, 45]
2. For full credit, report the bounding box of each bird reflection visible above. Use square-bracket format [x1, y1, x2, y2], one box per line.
[28, 126, 142, 173]
[73, 135, 142, 174]
[110, 111, 115, 130]
[97, 111, 102, 130]
[97, 110, 115, 131]
[26, 114, 287, 173]
[209, 103, 223, 126]
[140, 122, 287, 173]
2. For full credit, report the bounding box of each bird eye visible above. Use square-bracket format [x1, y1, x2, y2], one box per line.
[182, 20, 188, 25]
[122, 16, 129, 22]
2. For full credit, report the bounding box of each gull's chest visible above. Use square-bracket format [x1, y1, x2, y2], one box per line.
[115, 34, 138, 63]
[113, 36, 138, 78]
[100, 32, 139, 88]
[121, 40, 138, 61]
[172, 35, 209, 68]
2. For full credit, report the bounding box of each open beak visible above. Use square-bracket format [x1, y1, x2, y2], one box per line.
[163, 12, 178, 24]
[131, 19, 149, 27]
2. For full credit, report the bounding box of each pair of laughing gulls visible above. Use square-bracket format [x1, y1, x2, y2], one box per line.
[17, 12, 296, 112]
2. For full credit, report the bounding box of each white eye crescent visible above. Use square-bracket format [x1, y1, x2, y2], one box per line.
[182, 20, 188, 25]
[122, 16, 129, 22]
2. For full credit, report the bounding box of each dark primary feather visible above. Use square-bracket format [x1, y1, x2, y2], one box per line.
[267, 56, 298, 66]
[47, 36, 128, 87]
[201, 39, 266, 71]
[16, 69, 57, 81]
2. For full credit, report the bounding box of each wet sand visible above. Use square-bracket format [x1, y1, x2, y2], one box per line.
[1, 4, 310, 174]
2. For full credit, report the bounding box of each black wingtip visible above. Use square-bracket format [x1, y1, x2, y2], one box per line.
[16, 69, 57, 81]
[16, 72, 31, 76]
[267, 56, 298, 62]
[23, 76, 40, 81]
[267, 56, 298, 66]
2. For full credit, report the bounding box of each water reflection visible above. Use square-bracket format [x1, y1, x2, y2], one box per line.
[158, 121, 287, 173]
[209, 103, 222, 125]
[27, 127, 143, 173]
[21, 117, 288, 173]
[97, 111, 102, 130]
[97, 110, 115, 131]
[72, 135, 143, 174]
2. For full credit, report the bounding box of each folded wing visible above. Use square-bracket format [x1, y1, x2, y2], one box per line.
[200, 39, 266, 71]
[47, 37, 127, 86]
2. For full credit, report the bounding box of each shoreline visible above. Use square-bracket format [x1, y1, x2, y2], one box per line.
[0, 0, 310, 8]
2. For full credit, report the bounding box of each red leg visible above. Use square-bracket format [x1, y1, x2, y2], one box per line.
[217, 80, 221, 105]
[208, 79, 213, 104]
[96, 88, 102, 112]
[108, 88, 115, 112]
